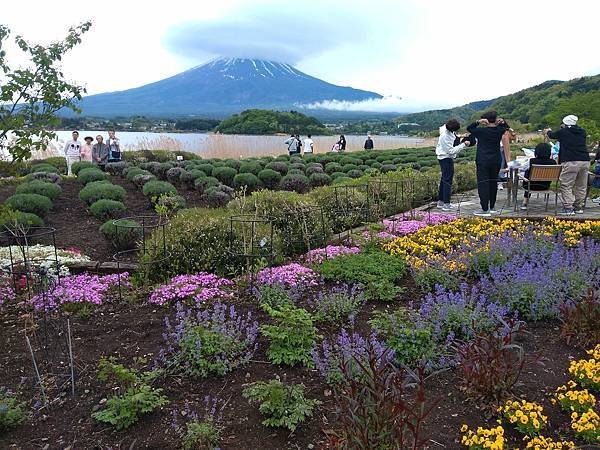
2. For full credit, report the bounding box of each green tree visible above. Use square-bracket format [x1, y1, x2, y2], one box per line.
[0, 21, 92, 161]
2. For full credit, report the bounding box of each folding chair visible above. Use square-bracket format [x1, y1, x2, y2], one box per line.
[585, 169, 600, 207]
[518, 165, 562, 215]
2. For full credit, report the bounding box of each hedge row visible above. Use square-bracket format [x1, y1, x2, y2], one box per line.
[3, 175, 65, 226]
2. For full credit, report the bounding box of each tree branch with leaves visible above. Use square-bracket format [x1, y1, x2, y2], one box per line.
[0, 21, 91, 162]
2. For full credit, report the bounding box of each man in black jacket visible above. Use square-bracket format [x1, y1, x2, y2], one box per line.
[467, 111, 509, 217]
[364, 135, 374, 150]
[544, 115, 589, 215]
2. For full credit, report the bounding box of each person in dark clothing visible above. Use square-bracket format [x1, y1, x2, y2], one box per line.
[337, 135, 347, 151]
[521, 142, 557, 210]
[364, 135, 374, 150]
[466, 110, 509, 217]
[544, 115, 589, 214]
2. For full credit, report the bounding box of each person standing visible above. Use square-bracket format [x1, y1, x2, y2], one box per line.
[92, 135, 110, 170]
[364, 134, 374, 150]
[497, 124, 513, 191]
[520, 142, 557, 210]
[107, 130, 122, 162]
[63, 130, 82, 176]
[284, 134, 299, 155]
[337, 135, 347, 151]
[545, 115, 589, 215]
[303, 134, 314, 155]
[80, 136, 94, 162]
[467, 111, 509, 217]
[435, 119, 470, 211]
[295, 134, 302, 155]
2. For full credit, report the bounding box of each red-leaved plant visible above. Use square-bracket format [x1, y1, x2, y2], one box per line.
[455, 319, 540, 407]
[328, 342, 437, 449]
[560, 289, 600, 348]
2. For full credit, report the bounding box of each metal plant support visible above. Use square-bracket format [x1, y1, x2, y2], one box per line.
[281, 205, 328, 256]
[228, 215, 274, 279]
[332, 184, 371, 237]
[112, 215, 170, 299]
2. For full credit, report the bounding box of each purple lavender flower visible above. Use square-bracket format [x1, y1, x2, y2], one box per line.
[307, 283, 366, 323]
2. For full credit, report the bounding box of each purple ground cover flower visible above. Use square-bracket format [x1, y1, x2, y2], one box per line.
[301, 245, 360, 265]
[367, 212, 457, 241]
[0, 278, 16, 306]
[311, 328, 394, 384]
[149, 273, 234, 306]
[32, 272, 129, 311]
[307, 283, 366, 323]
[256, 263, 320, 288]
[159, 301, 258, 378]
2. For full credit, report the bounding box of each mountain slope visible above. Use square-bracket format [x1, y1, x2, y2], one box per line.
[70, 58, 383, 117]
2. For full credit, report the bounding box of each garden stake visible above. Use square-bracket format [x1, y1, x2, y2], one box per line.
[67, 318, 75, 396]
[25, 334, 49, 406]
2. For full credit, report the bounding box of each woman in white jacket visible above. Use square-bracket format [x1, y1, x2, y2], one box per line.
[436, 119, 471, 210]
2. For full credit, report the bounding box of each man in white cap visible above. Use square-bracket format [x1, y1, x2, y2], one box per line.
[545, 115, 589, 215]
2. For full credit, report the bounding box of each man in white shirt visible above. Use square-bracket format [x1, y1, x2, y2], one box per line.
[303, 135, 314, 155]
[63, 130, 82, 176]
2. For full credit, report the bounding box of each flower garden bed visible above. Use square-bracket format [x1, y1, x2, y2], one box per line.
[1, 213, 599, 448]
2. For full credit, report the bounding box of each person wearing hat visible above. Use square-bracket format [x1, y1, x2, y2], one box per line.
[544, 115, 589, 215]
[364, 134, 374, 150]
[80, 136, 94, 162]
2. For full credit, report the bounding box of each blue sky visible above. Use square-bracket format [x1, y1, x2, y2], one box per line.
[3, 0, 600, 112]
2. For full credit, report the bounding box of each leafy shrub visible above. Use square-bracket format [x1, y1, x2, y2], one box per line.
[146, 208, 244, 278]
[71, 160, 97, 175]
[258, 168, 282, 189]
[325, 162, 343, 174]
[15, 181, 61, 201]
[309, 172, 331, 187]
[317, 251, 406, 301]
[560, 289, 600, 348]
[125, 167, 152, 182]
[30, 163, 59, 174]
[332, 344, 433, 449]
[242, 380, 320, 432]
[142, 180, 177, 202]
[105, 161, 129, 176]
[100, 219, 142, 250]
[131, 173, 157, 187]
[155, 194, 186, 214]
[287, 168, 304, 176]
[196, 163, 215, 177]
[239, 161, 262, 175]
[159, 302, 258, 378]
[0, 387, 28, 428]
[194, 176, 221, 194]
[202, 187, 232, 208]
[166, 167, 187, 184]
[289, 162, 306, 172]
[455, 320, 532, 405]
[187, 169, 206, 180]
[0, 210, 44, 230]
[380, 164, 398, 173]
[265, 161, 288, 175]
[172, 399, 223, 450]
[35, 157, 67, 174]
[91, 357, 168, 430]
[369, 309, 438, 367]
[79, 182, 125, 205]
[25, 171, 61, 184]
[340, 156, 362, 166]
[342, 163, 358, 173]
[211, 166, 237, 186]
[224, 159, 241, 170]
[261, 304, 319, 366]
[233, 173, 259, 191]
[305, 165, 324, 176]
[330, 171, 347, 180]
[280, 173, 310, 193]
[5, 193, 52, 217]
[347, 169, 364, 179]
[89, 199, 126, 221]
[78, 167, 108, 185]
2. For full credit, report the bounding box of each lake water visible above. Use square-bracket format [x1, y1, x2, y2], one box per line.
[51, 130, 426, 159]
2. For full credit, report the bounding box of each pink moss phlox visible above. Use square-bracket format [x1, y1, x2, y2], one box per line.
[302, 245, 360, 265]
[149, 273, 234, 306]
[256, 263, 320, 288]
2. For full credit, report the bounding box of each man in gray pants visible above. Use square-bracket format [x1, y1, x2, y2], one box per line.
[545, 115, 589, 215]
[92, 135, 110, 170]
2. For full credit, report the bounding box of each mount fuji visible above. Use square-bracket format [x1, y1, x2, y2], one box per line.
[71, 58, 383, 117]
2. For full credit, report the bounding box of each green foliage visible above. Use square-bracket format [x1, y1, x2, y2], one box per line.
[211, 166, 237, 186]
[92, 357, 168, 430]
[242, 379, 320, 431]
[257, 168, 282, 188]
[261, 304, 319, 366]
[545, 90, 600, 143]
[15, 181, 61, 201]
[5, 193, 52, 217]
[142, 180, 177, 202]
[280, 173, 310, 193]
[255, 285, 294, 309]
[180, 419, 222, 450]
[233, 172, 259, 191]
[25, 171, 61, 184]
[30, 163, 59, 174]
[77, 167, 108, 185]
[0, 387, 28, 428]
[125, 167, 152, 182]
[216, 109, 331, 135]
[311, 288, 366, 323]
[0, 22, 92, 161]
[370, 309, 438, 366]
[317, 251, 406, 301]
[239, 161, 262, 175]
[264, 161, 288, 175]
[155, 194, 186, 216]
[100, 219, 142, 250]
[79, 182, 125, 205]
[414, 265, 460, 293]
[309, 172, 331, 187]
[0, 207, 44, 231]
[71, 160, 97, 175]
[89, 199, 126, 221]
